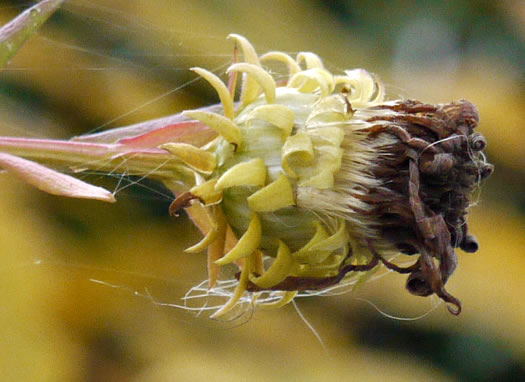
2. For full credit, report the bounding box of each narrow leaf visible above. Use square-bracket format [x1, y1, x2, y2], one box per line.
[0, 0, 64, 69]
[0, 153, 115, 202]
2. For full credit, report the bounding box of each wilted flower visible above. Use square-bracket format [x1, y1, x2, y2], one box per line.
[0, 25, 492, 317]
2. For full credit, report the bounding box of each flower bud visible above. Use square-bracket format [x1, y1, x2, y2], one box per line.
[169, 35, 492, 317]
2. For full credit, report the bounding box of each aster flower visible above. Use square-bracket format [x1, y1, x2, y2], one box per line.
[0, 7, 492, 318]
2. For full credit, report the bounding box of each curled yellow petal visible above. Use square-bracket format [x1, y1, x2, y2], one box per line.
[227, 34, 261, 106]
[288, 68, 334, 97]
[296, 52, 324, 69]
[292, 221, 331, 264]
[160, 142, 216, 175]
[206, 205, 227, 288]
[247, 104, 295, 140]
[247, 173, 295, 212]
[259, 291, 298, 309]
[334, 69, 385, 107]
[185, 227, 218, 253]
[215, 213, 261, 265]
[190, 178, 222, 205]
[259, 51, 301, 81]
[250, 240, 293, 289]
[191, 67, 234, 120]
[183, 110, 241, 146]
[227, 34, 260, 65]
[211, 253, 253, 318]
[294, 219, 348, 264]
[281, 132, 314, 178]
[215, 158, 266, 191]
[227, 63, 276, 104]
[306, 94, 354, 124]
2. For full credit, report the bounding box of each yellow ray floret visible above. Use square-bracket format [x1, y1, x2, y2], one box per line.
[247, 104, 295, 140]
[211, 254, 253, 318]
[250, 240, 294, 288]
[190, 178, 222, 205]
[227, 34, 261, 106]
[306, 94, 354, 124]
[215, 213, 261, 265]
[227, 34, 260, 65]
[333, 69, 384, 108]
[259, 291, 298, 309]
[247, 173, 295, 212]
[190, 67, 235, 120]
[296, 52, 324, 69]
[293, 219, 348, 264]
[205, 205, 227, 288]
[288, 68, 335, 97]
[160, 143, 216, 175]
[215, 158, 266, 191]
[184, 206, 218, 253]
[227, 63, 276, 104]
[259, 51, 301, 80]
[281, 132, 314, 178]
[292, 221, 330, 264]
[183, 110, 241, 146]
[185, 229, 218, 253]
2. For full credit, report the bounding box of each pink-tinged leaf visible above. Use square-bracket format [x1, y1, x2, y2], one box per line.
[73, 104, 224, 144]
[118, 121, 216, 149]
[0, 153, 115, 202]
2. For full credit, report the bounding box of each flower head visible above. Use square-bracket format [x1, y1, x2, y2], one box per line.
[0, 33, 492, 318]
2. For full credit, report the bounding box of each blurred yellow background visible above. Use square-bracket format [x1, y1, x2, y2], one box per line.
[0, 1, 524, 381]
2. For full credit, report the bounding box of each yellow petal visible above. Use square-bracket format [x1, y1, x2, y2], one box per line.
[191, 67, 235, 120]
[298, 169, 337, 189]
[281, 132, 314, 178]
[250, 240, 294, 289]
[296, 52, 324, 69]
[294, 219, 348, 264]
[253, 249, 265, 276]
[288, 68, 334, 97]
[190, 178, 222, 205]
[296, 144, 344, 189]
[182, 110, 241, 146]
[185, 227, 218, 253]
[227, 63, 276, 104]
[215, 158, 266, 191]
[227, 34, 261, 106]
[247, 104, 295, 139]
[211, 253, 253, 318]
[259, 291, 298, 309]
[259, 51, 301, 81]
[206, 206, 227, 288]
[215, 213, 262, 265]
[292, 221, 330, 264]
[227, 34, 260, 65]
[334, 69, 385, 107]
[306, 94, 354, 124]
[247, 173, 295, 212]
[160, 142, 216, 175]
